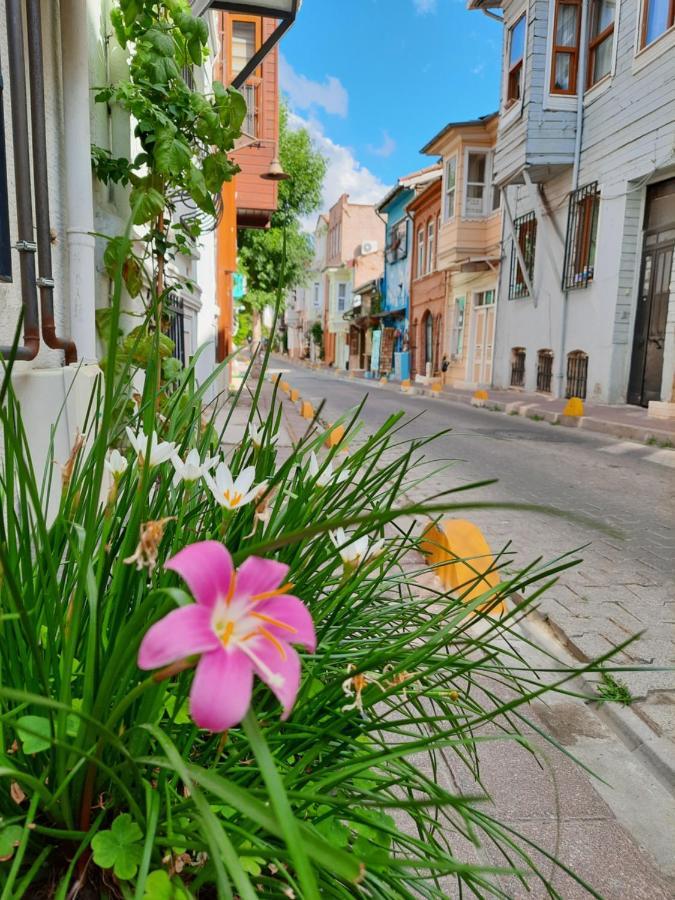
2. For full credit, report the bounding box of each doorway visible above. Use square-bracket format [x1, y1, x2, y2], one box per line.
[471, 289, 496, 386]
[628, 179, 675, 406]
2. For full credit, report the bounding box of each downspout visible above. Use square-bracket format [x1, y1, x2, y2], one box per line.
[60, 0, 98, 362]
[26, 0, 77, 364]
[1, 0, 40, 361]
[556, 0, 588, 397]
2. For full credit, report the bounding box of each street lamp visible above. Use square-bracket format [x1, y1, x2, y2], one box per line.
[191, 0, 301, 89]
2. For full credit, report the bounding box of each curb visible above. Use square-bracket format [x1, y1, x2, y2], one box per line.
[281, 358, 675, 448]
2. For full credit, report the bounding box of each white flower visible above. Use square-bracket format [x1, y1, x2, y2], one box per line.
[205, 462, 266, 511]
[308, 451, 349, 489]
[330, 528, 385, 571]
[249, 423, 276, 449]
[104, 448, 128, 479]
[126, 427, 176, 468]
[171, 448, 219, 486]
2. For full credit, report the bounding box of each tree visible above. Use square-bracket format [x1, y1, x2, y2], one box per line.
[237, 105, 326, 341]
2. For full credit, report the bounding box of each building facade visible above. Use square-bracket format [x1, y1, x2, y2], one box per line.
[470, 0, 675, 409]
[421, 114, 501, 388]
[323, 194, 385, 369]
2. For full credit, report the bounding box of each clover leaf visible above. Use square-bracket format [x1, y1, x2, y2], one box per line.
[91, 814, 144, 880]
[143, 870, 191, 899]
[0, 824, 23, 862]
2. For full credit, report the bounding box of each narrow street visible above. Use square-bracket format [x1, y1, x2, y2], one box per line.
[274, 358, 675, 739]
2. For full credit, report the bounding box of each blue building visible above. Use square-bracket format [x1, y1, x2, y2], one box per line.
[375, 165, 442, 379]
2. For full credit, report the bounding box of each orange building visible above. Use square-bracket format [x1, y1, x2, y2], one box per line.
[214, 12, 281, 361]
[407, 175, 446, 380]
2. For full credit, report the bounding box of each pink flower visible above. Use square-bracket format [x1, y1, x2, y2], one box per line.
[138, 541, 316, 732]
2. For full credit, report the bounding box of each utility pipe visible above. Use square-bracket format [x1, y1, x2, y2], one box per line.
[0, 0, 40, 361]
[26, 0, 77, 364]
[60, 0, 98, 362]
[556, 0, 589, 397]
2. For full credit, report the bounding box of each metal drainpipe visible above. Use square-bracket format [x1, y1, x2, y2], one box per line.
[25, 0, 77, 364]
[1, 0, 40, 361]
[557, 0, 588, 398]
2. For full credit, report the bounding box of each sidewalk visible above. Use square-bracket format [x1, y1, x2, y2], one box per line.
[287, 357, 675, 446]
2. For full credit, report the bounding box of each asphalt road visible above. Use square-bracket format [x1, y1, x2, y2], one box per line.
[274, 360, 675, 730]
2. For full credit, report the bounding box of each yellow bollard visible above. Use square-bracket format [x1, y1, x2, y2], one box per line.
[473, 389, 489, 401]
[431, 382, 442, 393]
[324, 424, 345, 448]
[301, 401, 314, 419]
[563, 396, 584, 417]
[420, 519, 506, 617]
[380, 377, 388, 385]
[290, 388, 300, 402]
[279, 381, 290, 394]
[401, 379, 411, 391]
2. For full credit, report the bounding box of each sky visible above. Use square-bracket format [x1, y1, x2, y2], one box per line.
[280, 0, 503, 219]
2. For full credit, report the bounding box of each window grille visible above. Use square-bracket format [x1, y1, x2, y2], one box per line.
[242, 82, 259, 137]
[510, 347, 526, 387]
[537, 349, 554, 392]
[0, 57, 11, 282]
[565, 350, 588, 398]
[563, 182, 600, 290]
[509, 212, 537, 299]
[167, 295, 186, 366]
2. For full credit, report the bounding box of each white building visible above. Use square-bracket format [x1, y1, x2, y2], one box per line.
[470, 0, 675, 413]
[0, 0, 222, 481]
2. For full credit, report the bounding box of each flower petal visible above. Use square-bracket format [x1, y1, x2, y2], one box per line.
[249, 640, 301, 720]
[234, 466, 256, 496]
[235, 555, 289, 600]
[190, 648, 253, 731]
[166, 541, 234, 608]
[138, 604, 217, 670]
[255, 596, 316, 652]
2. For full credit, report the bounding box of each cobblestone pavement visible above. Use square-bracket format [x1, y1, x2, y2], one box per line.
[272, 360, 675, 745]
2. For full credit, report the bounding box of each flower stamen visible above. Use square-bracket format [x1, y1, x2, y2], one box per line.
[250, 583, 294, 603]
[251, 612, 298, 634]
[257, 626, 287, 661]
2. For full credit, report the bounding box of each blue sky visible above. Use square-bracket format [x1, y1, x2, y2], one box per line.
[280, 0, 503, 214]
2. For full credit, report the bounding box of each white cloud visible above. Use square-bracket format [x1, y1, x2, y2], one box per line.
[279, 55, 349, 118]
[413, 0, 437, 13]
[287, 111, 389, 229]
[367, 131, 397, 158]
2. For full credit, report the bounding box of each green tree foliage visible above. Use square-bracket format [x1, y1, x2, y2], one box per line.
[237, 105, 327, 334]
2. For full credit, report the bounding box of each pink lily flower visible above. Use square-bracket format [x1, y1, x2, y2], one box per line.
[138, 541, 316, 732]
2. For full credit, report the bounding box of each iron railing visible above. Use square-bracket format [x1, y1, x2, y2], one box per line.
[536, 349, 554, 392]
[566, 351, 588, 399]
[510, 347, 526, 387]
[509, 211, 537, 299]
[562, 182, 600, 290]
[167, 295, 186, 366]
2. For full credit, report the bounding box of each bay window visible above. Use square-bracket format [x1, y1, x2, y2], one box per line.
[551, 0, 581, 94]
[587, 0, 616, 86]
[444, 156, 456, 220]
[640, 0, 675, 47]
[507, 15, 526, 106]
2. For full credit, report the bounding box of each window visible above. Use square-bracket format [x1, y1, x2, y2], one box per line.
[337, 282, 348, 312]
[0, 51, 10, 282]
[492, 184, 501, 212]
[640, 0, 675, 47]
[242, 82, 259, 136]
[313, 282, 320, 308]
[507, 15, 526, 106]
[426, 220, 435, 273]
[167, 295, 186, 366]
[587, 0, 616, 86]
[566, 350, 588, 398]
[509, 212, 537, 299]
[563, 182, 600, 290]
[386, 219, 407, 263]
[550, 0, 581, 93]
[475, 289, 496, 307]
[417, 228, 426, 278]
[444, 156, 457, 220]
[451, 297, 465, 358]
[511, 348, 526, 387]
[537, 349, 554, 392]
[231, 20, 257, 75]
[465, 152, 489, 217]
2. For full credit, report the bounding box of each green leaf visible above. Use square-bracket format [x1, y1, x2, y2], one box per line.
[228, 88, 248, 133]
[143, 870, 190, 899]
[187, 36, 203, 67]
[202, 152, 237, 194]
[16, 716, 51, 754]
[91, 813, 144, 881]
[154, 130, 191, 176]
[144, 27, 175, 57]
[129, 181, 166, 225]
[0, 824, 24, 862]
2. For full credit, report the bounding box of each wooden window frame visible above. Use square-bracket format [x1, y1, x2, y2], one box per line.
[586, 0, 616, 87]
[640, 0, 675, 48]
[426, 219, 435, 274]
[417, 227, 426, 279]
[507, 15, 526, 107]
[550, 0, 582, 95]
[227, 15, 263, 136]
[464, 150, 489, 218]
[444, 156, 457, 221]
